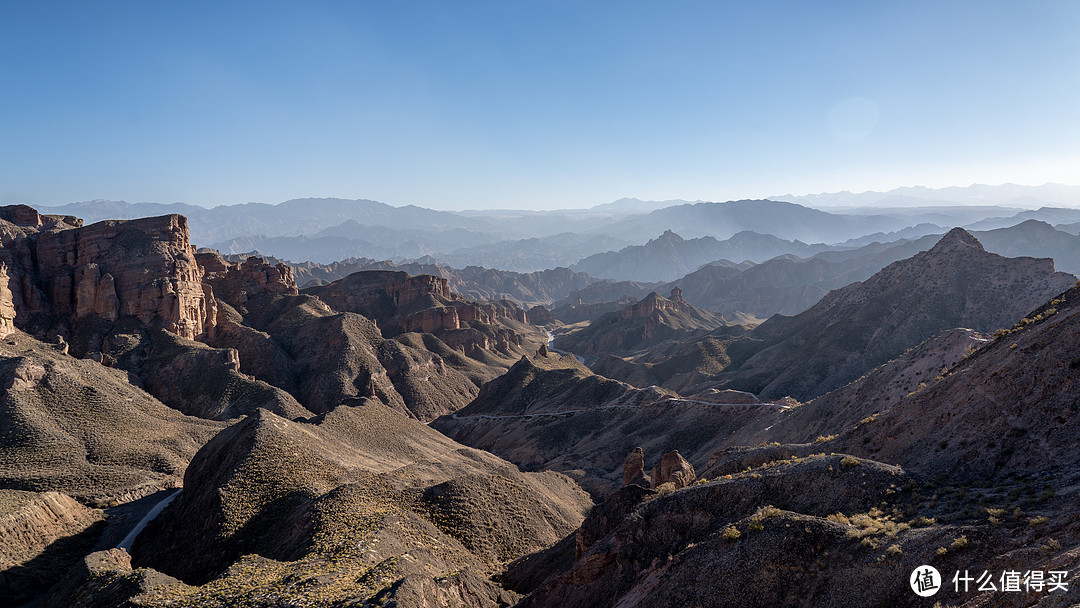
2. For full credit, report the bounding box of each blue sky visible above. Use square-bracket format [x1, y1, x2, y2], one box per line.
[1, 1, 1078, 209]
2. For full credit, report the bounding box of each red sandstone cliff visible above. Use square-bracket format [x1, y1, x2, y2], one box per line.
[0, 206, 216, 341]
[197, 252, 299, 307]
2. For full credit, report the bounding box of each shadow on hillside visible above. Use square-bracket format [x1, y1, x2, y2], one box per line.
[1, 519, 106, 607]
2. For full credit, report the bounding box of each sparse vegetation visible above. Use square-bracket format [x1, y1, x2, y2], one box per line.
[1040, 539, 1061, 555]
[721, 525, 741, 541]
[1028, 515, 1050, 527]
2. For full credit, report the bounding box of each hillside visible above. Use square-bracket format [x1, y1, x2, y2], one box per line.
[507, 282, 1080, 608]
[847, 281, 1080, 479]
[44, 404, 592, 607]
[433, 354, 782, 498]
[716, 228, 1076, 400]
[0, 333, 225, 502]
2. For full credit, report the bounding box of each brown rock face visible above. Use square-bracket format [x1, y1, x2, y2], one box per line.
[197, 253, 298, 309]
[0, 205, 81, 232]
[307, 270, 453, 324]
[305, 270, 535, 357]
[618, 289, 689, 320]
[10, 213, 217, 340]
[0, 263, 15, 338]
[400, 305, 461, 333]
[622, 447, 648, 486]
[650, 450, 696, 489]
[527, 304, 555, 325]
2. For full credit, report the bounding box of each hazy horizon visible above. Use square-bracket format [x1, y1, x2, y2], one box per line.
[20, 181, 1080, 213]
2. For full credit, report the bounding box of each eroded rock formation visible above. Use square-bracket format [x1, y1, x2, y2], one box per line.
[304, 270, 536, 357]
[0, 263, 15, 338]
[622, 447, 649, 487]
[0, 207, 217, 341]
[650, 450, 696, 489]
[197, 252, 298, 308]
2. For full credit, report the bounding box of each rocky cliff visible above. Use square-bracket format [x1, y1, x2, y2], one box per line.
[34, 214, 216, 340]
[1, 206, 218, 344]
[0, 263, 15, 338]
[197, 252, 298, 305]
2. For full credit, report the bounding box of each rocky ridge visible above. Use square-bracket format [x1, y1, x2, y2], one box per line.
[555, 288, 728, 356]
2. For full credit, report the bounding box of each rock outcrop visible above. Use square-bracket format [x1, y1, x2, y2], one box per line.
[527, 304, 555, 325]
[34, 214, 216, 340]
[0, 207, 217, 342]
[0, 263, 15, 338]
[197, 252, 298, 307]
[304, 270, 541, 359]
[555, 288, 727, 355]
[649, 450, 696, 489]
[621, 447, 649, 487]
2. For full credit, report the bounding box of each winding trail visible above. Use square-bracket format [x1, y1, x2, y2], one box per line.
[116, 489, 181, 551]
[450, 396, 790, 421]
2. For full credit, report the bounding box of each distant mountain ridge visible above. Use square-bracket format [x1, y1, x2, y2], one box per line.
[34, 187, 1080, 278]
[572, 229, 830, 282]
[40, 198, 483, 245]
[773, 182, 1080, 208]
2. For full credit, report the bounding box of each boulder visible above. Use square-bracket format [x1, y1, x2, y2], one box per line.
[650, 450, 696, 489]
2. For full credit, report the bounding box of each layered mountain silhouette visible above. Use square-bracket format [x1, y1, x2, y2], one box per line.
[572, 229, 828, 282]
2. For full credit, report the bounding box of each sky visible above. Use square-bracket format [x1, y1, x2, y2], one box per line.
[1, 1, 1078, 210]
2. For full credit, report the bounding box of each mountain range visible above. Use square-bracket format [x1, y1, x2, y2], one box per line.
[36, 184, 1080, 276]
